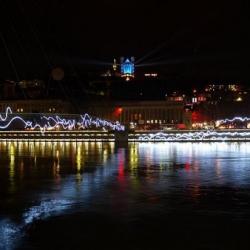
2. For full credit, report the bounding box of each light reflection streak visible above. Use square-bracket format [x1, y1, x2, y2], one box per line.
[23, 200, 72, 225]
[0, 200, 72, 250]
[102, 148, 108, 163]
[9, 144, 16, 193]
[76, 144, 83, 173]
[19, 160, 24, 181]
[56, 149, 60, 172]
[129, 144, 139, 172]
[0, 219, 22, 250]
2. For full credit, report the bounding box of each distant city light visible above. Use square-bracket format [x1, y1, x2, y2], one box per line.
[192, 97, 197, 103]
[144, 73, 158, 78]
[114, 107, 123, 117]
[117, 107, 123, 113]
[113, 58, 118, 71]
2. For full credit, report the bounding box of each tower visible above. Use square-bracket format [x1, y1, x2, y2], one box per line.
[113, 58, 118, 71]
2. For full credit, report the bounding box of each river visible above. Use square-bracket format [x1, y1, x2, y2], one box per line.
[0, 141, 250, 249]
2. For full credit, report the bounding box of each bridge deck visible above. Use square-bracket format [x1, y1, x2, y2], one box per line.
[0, 131, 115, 142]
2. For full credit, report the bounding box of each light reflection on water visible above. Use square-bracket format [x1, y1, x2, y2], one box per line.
[0, 141, 250, 249]
[0, 141, 116, 249]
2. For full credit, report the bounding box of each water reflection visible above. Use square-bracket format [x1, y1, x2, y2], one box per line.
[0, 141, 250, 203]
[0, 141, 116, 249]
[0, 141, 115, 179]
[9, 144, 16, 194]
[0, 142, 250, 249]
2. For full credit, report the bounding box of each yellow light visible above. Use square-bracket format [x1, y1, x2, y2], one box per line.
[9, 144, 16, 193]
[129, 144, 138, 171]
[76, 144, 82, 172]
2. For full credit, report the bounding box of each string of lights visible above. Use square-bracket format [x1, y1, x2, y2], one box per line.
[0, 107, 124, 132]
[138, 131, 250, 141]
[216, 117, 250, 125]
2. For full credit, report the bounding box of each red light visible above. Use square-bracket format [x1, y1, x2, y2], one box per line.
[114, 107, 123, 117]
[185, 163, 191, 171]
[192, 111, 200, 122]
[118, 150, 125, 185]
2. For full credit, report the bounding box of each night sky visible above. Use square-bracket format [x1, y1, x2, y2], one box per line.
[1, 0, 250, 85]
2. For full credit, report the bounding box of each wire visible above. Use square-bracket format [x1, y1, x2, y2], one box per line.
[0, 31, 20, 82]
[135, 29, 191, 65]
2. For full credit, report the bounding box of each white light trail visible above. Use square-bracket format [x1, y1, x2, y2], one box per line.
[0, 107, 124, 132]
[217, 117, 250, 124]
[138, 131, 250, 141]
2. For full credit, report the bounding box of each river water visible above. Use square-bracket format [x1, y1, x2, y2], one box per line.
[0, 141, 250, 250]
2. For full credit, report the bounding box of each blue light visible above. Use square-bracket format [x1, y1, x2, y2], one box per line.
[121, 58, 134, 75]
[120, 57, 135, 79]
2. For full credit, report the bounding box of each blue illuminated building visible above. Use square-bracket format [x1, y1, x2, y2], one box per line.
[120, 57, 135, 81]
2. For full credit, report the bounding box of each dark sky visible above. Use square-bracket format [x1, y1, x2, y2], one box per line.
[1, 0, 250, 84]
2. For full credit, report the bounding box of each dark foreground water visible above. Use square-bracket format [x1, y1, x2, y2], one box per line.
[1, 141, 250, 250]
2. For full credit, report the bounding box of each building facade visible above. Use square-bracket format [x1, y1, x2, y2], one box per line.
[85, 100, 192, 129]
[0, 99, 73, 114]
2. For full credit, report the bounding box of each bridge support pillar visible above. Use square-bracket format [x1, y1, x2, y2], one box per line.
[114, 130, 128, 146]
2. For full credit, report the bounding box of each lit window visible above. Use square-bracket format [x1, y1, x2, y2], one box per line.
[192, 97, 198, 103]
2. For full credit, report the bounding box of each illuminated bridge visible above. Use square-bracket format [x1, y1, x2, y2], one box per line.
[129, 130, 250, 142]
[1, 129, 250, 142]
[2, 107, 250, 142]
[0, 130, 117, 142]
[0, 107, 126, 142]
